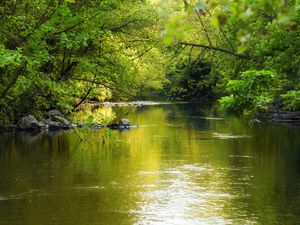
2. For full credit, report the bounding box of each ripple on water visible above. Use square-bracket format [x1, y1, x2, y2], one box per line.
[134, 164, 239, 225]
[0, 196, 9, 201]
[229, 155, 254, 158]
[212, 133, 251, 139]
[72, 186, 104, 190]
[0, 189, 48, 201]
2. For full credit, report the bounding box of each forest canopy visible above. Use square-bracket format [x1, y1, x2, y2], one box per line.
[0, 0, 299, 123]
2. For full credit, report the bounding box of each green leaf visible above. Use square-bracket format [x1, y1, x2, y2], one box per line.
[86, 115, 94, 126]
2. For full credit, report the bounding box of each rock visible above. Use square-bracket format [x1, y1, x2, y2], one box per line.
[38, 123, 48, 130]
[42, 113, 75, 131]
[134, 103, 144, 107]
[52, 115, 71, 126]
[119, 118, 130, 127]
[107, 120, 129, 129]
[0, 124, 17, 132]
[41, 119, 66, 131]
[103, 102, 111, 106]
[107, 123, 119, 129]
[17, 115, 42, 130]
[47, 121, 62, 131]
[90, 124, 104, 129]
[48, 110, 63, 119]
[107, 121, 138, 130]
[71, 123, 78, 128]
[76, 122, 86, 128]
[40, 119, 50, 128]
[44, 115, 72, 130]
[40, 119, 49, 125]
[271, 111, 300, 122]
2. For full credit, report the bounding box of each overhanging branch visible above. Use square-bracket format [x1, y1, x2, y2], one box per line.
[109, 19, 138, 32]
[178, 41, 262, 62]
[73, 78, 135, 97]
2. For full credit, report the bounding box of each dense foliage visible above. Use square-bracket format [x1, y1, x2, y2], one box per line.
[164, 60, 216, 101]
[163, 0, 300, 114]
[0, 0, 299, 124]
[219, 70, 282, 115]
[0, 0, 167, 123]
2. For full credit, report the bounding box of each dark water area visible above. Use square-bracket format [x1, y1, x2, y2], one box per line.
[0, 103, 300, 225]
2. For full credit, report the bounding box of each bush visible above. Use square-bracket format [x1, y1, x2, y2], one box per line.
[219, 70, 283, 115]
[280, 90, 300, 111]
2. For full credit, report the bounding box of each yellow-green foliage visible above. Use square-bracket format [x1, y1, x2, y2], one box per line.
[0, 0, 168, 123]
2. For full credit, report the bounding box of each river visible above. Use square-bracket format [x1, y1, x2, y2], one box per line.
[0, 103, 300, 225]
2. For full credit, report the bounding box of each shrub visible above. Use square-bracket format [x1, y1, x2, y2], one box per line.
[219, 70, 282, 115]
[280, 90, 300, 111]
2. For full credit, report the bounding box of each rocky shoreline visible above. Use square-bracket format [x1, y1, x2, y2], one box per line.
[0, 110, 137, 133]
[259, 110, 300, 125]
[81, 101, 176, 109]
[1, 106, 299, 133]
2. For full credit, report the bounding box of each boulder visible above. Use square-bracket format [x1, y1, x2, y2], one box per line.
[48, 110, 63, 119]
[119, 118, 130, 127]
[52, 115, 71, 126]
[17, 115, 42, 130]
[107, 123, 119, 129]
[90, 124, 104, 129]
[107, 119, 137, 129]
[271, 111, 300, 122]
[47, 121, 62, 131]
[1, 124, 17, 132]
[76, 122, 86, 128]
[71, 123, 78, 128]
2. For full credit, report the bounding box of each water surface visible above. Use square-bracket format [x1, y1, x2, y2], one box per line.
[0, 103, 300, 225]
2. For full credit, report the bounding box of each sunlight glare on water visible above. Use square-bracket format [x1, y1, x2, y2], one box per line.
[133, 163, 252, 225]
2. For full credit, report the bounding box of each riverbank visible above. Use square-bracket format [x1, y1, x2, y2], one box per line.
[0, 102, 170, 132]
[259, 109, 300, 126]
[1, 102, 300, 132]
[80, 101, 184, 109]
[0, 109, 137, 133]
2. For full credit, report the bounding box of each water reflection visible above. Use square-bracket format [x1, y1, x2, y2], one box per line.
[134, 164, 237, 225]
[0, 103, 300, 225]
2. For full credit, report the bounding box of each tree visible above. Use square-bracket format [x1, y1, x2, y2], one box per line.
[0, 0, 167, 123]
[162, 0, 300, 112]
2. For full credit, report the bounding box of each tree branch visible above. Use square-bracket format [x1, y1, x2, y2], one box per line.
[74, 87, 93, 109]
[189, 0, 213, 46]
[109, 19, 138, 32]
[0, 65, 25, 99]
[53, 15, 98, 35]
[204, 8, 235, 51]
[21, 5, 57, 44]
[130, 47, 153, 61]
[178, 41, 261, 62]
[72, 78, 136, 97]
